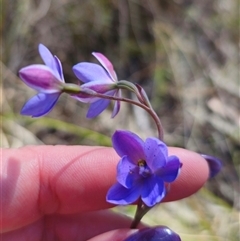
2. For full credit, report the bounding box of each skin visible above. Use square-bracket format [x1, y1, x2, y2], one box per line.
[1, 145, 209, 241]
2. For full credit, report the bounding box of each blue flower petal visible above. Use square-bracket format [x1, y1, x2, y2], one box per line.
[21, 92, 60, 117]
[111, 90, 121, 118]
[106, 182, 141, 205]
[157, 155, 182, 182]
[86, 98, 111, 118]
[117, 156, 139, 188]
[111, 100, 120, 118]
[141, 175, 165, 207]
[73, 62, 113, 84]
[112, 130, 145, 162]
[92, 52, 117, 81]
[144, 138, 168, 171]
[54, 56, 64, 82]
[38, 44, 61, 80]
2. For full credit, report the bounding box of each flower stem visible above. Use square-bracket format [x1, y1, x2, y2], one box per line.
[82, 90, 164, 140]
[130, 199, 151, 229]
[63, 82, 164, 140]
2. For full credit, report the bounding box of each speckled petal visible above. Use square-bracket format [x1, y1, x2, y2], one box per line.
[117, 156, 139, 188]
[144, 137, 168, 171]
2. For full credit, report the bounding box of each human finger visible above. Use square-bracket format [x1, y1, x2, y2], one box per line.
[1, 145, 209, 232]
[1, 210, 143, 241]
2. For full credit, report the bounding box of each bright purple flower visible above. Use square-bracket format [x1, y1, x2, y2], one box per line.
[72, 52, 121, 118]
[107, 130, 182, 207]
[19, 44, 65, 117]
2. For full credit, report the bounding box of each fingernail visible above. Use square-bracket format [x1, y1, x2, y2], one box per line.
[200, 154, 222, 178]
[124, 226, 181, 241]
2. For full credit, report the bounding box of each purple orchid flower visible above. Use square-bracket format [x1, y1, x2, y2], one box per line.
[19, 44, 65, 117]
[72, 52, 121, 118]
[107, 130, 182, 207]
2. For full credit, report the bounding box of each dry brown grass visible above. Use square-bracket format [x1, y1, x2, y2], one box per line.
[2, 0, 239, 240]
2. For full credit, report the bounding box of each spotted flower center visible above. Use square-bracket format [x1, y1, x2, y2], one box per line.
[138, 159, 151, 177]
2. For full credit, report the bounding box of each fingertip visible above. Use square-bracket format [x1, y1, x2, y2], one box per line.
[200, 154, 222, 178]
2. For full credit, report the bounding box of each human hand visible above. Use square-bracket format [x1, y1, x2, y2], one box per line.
[1, 145, 210, 241]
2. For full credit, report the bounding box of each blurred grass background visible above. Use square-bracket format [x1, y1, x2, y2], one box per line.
[1, 0, 239, 240]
